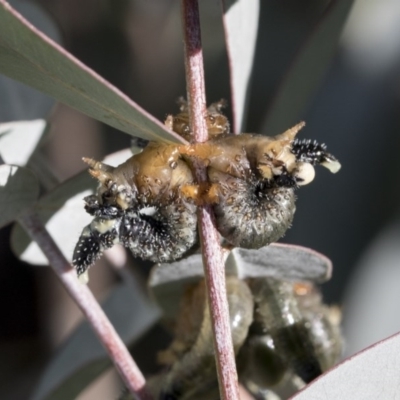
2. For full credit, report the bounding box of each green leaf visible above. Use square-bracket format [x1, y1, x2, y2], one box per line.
[32, 278, 160, 400]
[0, 164, 39, 228]
[0, 1, 184, 144]
[262, 0, 355, 135]
[222, 0, 260, 132]
[11, 149, 132, 265]
[0, 119, 47, 166]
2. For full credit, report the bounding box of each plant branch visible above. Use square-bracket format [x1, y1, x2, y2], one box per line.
[181, 1, 240, 400]
[18, 210, 151, 400]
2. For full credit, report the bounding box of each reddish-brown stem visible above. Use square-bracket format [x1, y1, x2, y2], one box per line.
[181, 1, 240, 400]
[181, 0, 207, 144]
[18, 211, 151, 400]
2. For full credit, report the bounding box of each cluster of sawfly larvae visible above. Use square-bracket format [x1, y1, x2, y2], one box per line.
[73, 100, 341, 276]
[120, 276, 342, 399]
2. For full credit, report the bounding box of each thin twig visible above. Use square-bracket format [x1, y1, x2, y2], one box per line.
[181, 1, 240, 399]
[18, 210, 151, 400]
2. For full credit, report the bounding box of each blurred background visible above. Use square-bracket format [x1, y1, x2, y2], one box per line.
[1, 0, 400, 398]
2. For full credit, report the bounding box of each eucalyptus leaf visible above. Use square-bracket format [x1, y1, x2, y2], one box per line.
[32, 278, 160, 400]
[262, 0, 355, 135]
[0, 119, 47, 166]
[0, 1, 183, 144]
[0, 0, 58, 121]
[148, 253, 205, 319]
[222, 0, 260, 132]
[0, 164, 39, 228]
[342, 220, 400, 358]
[149, 243, 332, 318]
[291, 332, 400, 400]
[11, 149, 133, 265]
[11, 171, 94, 265]
[228, 243, 332, 283]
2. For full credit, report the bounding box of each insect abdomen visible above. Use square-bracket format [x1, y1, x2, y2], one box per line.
[120, 198, 198, 264]
[209, 169, 296, 249]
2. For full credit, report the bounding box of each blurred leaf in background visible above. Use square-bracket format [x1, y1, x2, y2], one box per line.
[0, 0, 59, 121]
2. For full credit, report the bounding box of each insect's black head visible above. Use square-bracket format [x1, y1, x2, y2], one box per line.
[274, 168, 299, 188]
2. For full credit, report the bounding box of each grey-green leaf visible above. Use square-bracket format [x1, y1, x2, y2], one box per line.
[0, 119, 47, 166]
[32, 278, 160, 400]
[0, 1, 184, 144]
[262, 0, 355, 135]
[0, 0, 58, 120]
[149, 243, 332, 318]
[292, 332, 400, 400]
[0, 164, 39, 228]
[11, 149, 132, 265]
[227, 243, 332, 283]
[11, 170, 95, 264]
[222, 0, 260, 132]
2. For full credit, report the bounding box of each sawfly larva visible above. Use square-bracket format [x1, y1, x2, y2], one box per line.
[73, 104, 340, 276]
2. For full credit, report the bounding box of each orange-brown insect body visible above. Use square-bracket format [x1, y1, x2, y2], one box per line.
[165, 98, 230, 142]
[73, 101, 340, 275]
[73, 143, 198, 275]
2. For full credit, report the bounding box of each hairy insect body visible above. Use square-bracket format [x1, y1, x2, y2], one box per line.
[183, 123, 314, 248]
[73, 218, 120, 275]
[209, 169, 296, 248]
[73, 143, 198, 275]
[73, 102, 340, 275]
